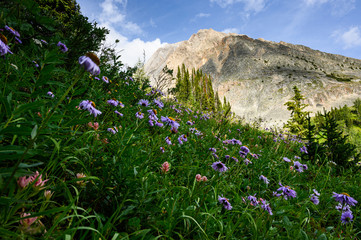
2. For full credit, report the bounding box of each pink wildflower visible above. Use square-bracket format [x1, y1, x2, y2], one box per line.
[195, 174, 202, 182]
[20, 213, 37, 227]
[161, 162, 170, 173]
[17, 176, 32, 188]
[201, 176, 208, 182]
[32, 171, 48, 188]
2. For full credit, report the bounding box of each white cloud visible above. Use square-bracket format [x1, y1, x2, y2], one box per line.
[196, 13, 211, 18]
[210, 0, 266, 13]
[222, 28, 240, 34]
[332, 26, 361, 49]
[304, 0, 329, 6]
[96, 0, 166, 67]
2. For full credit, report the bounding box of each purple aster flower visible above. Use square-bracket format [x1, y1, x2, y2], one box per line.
[209, 148, 217, 153]
[181, 134, 187, 142]
[149, 120, 154, 126]
[153, 99, 164, 108]
[160, 147, 165, 153]
[47, 91, 54, 98]
[294, 156, 301, 159]
[212, 153, 219, 159]
[240, 146, 250, 154]
[247, 194, 259, 206]
[0, 35, 12, 56]
[302, 164, 308, 170]
[165, 136, 172, 145]
[231, 157, 239, 162]
[57, 41, 68, 52]
[155, 122, 164, 127]
[78, 54, 100, 75]
[212, 161, 228, 172]
[332, 192, 358, 206]
[161, 116, 180, 130]
[147, 109, 158, 121]
[15, 36, 22, 44]
[79, 100, 102, 117]
[275, 183, 297, 200]
[261, 199, 273, 215]
[218, 196, 232, 210]
[283, 157, 291, 162]
[244, 159, 252, 165]
[5, 25, 20, 37]
[335, 203, 351, 212]
[114, 110, 123, 117]
[310, 194, 319, 205]
[107, 127, 118, 134]
[225, 155, 230, 160]
[186, 120, 194, 125]
[107, 99, 119, 106]
[341, 211, 353, 224]
[138, 99, 150, 107]
[300, 146, 308, 154]
[178, 135, 183, 145]
[259, 175, 269, 184]
[33, 61, 39, 67]
[102, 76, 109, 83]
[88, 106, 102, 117]
[41, 39, 48, 45]
[293, 161, 304, 173]
[135, 112, 144, 119]
[94, 77, 100, 80]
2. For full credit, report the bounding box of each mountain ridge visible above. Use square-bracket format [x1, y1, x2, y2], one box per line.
[145, 28, 361, 126]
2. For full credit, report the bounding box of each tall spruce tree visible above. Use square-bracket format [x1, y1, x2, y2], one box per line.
[284, 86, 310, 136]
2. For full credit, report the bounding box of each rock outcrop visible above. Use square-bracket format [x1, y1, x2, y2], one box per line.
[144, 28, 361, 127]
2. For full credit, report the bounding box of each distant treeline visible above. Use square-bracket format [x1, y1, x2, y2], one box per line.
[170, 64, 231, 114]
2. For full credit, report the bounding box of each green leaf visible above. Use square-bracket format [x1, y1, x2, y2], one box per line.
[317, 233, 327, 240]
[31, 125, 38, 139]
[13, 100, 46, 116]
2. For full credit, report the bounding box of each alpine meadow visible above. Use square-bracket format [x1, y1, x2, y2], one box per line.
[1, 0, 361, 239]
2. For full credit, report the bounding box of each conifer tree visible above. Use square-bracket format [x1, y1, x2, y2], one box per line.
[284, 86, 310, 136]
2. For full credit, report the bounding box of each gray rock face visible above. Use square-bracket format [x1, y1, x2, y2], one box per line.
[144, 28, 361, 127]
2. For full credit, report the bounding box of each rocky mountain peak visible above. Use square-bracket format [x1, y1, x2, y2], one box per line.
[145, 29, 361, 127]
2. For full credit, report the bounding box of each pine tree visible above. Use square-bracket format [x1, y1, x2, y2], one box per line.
[318, 109, 356, 169]
[284, 86, 310, 136]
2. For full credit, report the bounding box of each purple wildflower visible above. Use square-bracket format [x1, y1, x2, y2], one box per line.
[102, 76, 109, 83]
[259, 175, 269, 184]
[153, 99, 164, 108]
[209, 148, 217, 153]
[160, 147, 165, 153]
[247, 194, 259, 206]
[178, 135, 183, 145]
[294, 161, 304, 173]
[5, 25, 20, 37]
[231, 157, 239, 162]
[155, 122, 164, 127]
[107, 99, 119, 106]
[0, 35, 12, 56]
[244, 159, 252, 165]
[149, 120, 154, 126]
[41, 39, 48, 45]
[114, 110, 123, 117]
[107, 127, 118, 134]
[78, 54, 100, 75]
[135, 112, 144, 119]
[57, 41, 68, 52]
[47, 91, 54, 98]
[274, 182, 297, 200]
[283, 157, 291, 162]
[33, 61, 39, 67]
[218, 196, 232, 210]
[341, 211, 353, 224]
[186, 120, 194, 125]
[138, 99, 150, 107]
[165, 137, 172, 145]
[161, 116, 180, 130]
[332, 192, 358, 206]
[261, 199, 273, 215]
[225, 155, 230, 160]
[79, 100, 102, 117]
[300, 146, 308, 154]
[336, 203, 351, 212]
[212, 161, 228, 172]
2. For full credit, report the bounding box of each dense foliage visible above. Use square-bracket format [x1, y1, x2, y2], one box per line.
[1, 1, 361, 239]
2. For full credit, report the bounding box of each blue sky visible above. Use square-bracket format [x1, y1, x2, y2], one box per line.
[77, 0, 361, 67]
